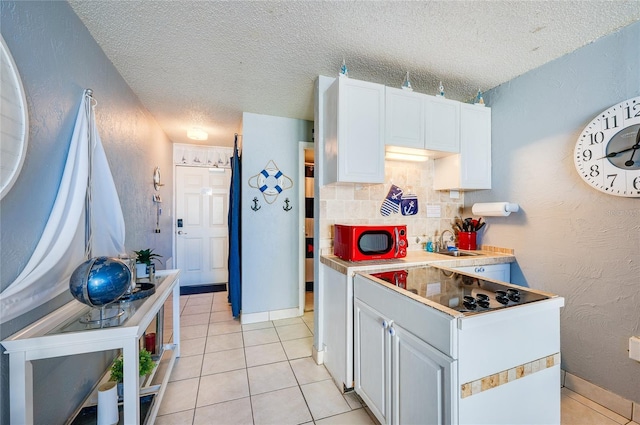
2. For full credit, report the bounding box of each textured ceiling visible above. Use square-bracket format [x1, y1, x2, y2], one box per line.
[68, 1, 640, 147]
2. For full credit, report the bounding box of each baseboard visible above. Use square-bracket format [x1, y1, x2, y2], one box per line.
[312, 344, 325, 365]
[562, 369, 635, 420]
[179, 283, 226, 296]
[240, 307, 299, 325]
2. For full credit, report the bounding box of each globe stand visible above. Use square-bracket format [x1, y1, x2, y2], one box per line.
[79, 305, 125, 328]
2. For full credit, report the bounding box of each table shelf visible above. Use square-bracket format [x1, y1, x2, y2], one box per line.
[2, 269, 181, 425]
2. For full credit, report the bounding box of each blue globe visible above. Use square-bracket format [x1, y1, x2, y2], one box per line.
[69, 257, 132, 307]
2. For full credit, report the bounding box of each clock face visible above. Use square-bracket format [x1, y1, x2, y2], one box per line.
[573, 96, 640, 197]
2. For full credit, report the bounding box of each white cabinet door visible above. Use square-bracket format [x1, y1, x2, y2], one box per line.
[454, 264, 511, 282]
[425, 95, 460, 153]
[459, 103, 491, 189]
[324, 77, 385, 184]
[385, 87, 424, 149]
[433, 104, 491, 190]
[354, 299, 390, 425]
[385, 88, 460, 155]
[391, 323, 455, 425]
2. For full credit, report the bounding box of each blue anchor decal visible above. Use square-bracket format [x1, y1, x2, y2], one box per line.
[251, 197, 261, 211]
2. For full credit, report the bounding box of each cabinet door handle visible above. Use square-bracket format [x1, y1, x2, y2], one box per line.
[389, 327, 396, 336]
[382, 321, 388, 329]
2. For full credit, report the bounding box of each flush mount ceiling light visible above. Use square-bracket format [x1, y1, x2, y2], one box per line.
[187, 127, 208, 141]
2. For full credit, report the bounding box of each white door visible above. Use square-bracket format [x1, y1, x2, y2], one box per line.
[354, 299, 390, 425]
[391, 323, 455, 425]
[176, 166, 230, 287]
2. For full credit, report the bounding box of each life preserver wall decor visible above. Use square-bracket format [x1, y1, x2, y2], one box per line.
[248, 160, 294, 204]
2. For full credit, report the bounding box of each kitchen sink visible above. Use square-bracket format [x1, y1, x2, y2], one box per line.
[437, 250, 480, 257]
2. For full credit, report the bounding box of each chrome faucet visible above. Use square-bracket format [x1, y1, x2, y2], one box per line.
[439, 229, 454, 252]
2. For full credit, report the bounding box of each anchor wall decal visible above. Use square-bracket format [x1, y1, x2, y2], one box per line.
[251, 197, 261, 211]
[283, 198, 292, 212]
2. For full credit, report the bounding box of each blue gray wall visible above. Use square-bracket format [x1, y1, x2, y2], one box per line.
[1, 2, 173, 424]
[241, 113, 312, 315]
[466, 21, 640, 403]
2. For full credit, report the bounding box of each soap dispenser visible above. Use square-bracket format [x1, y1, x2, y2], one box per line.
[425, 237, 434, 252]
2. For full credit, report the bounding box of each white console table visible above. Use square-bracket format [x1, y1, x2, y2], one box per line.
[1, 269, 181, 425]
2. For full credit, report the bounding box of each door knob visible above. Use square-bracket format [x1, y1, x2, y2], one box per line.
[178, 231, 187, 235]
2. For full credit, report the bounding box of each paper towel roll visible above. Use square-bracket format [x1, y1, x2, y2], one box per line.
[97, 381, 119, 425]
[471, 202, 520, 217]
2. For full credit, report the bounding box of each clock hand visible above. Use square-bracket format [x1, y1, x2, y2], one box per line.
[624, 144, 639, 167]
[624, 129, 640, 167]
[596, 145, 637, 159]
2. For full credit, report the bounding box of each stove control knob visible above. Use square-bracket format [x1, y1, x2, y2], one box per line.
[496, 295, 509, 305]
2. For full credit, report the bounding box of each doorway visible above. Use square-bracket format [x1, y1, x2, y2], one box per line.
[175, 165, 230, 288]
[299, 143, 315, 313]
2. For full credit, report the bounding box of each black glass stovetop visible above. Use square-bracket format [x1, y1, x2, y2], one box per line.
[369, 266, 549, 316]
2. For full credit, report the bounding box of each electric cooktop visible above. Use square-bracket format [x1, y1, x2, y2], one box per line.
[369, 266, 550, 316]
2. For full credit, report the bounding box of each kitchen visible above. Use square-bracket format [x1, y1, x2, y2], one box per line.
[1, 2, 639, 424]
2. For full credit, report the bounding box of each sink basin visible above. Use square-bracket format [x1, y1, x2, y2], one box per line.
[437, 250, 480, 257]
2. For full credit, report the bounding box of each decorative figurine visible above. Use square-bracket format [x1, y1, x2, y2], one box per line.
[401, 72, 413, 91]
[438, 81, 445, 97]
[339, 59, 349, 78]
[475, 89, 485, 105]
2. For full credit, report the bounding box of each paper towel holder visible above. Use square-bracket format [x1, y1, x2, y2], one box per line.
[471, 202, 520, 217]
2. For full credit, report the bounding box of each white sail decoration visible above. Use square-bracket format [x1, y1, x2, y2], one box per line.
[0, 90, 125, 323]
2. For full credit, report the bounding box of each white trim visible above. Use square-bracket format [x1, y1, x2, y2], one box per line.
[240, 307, 300, 325]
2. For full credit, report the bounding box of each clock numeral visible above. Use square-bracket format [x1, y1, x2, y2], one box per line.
[589, 132, 604, 145]
[634, 176, 640, 191]
[604, 115, 618, 130]
[606, 174, 617, 188]
[582, 149, 592, 161]
[589, 165, 600, 178]
[624, 104, 640, 120]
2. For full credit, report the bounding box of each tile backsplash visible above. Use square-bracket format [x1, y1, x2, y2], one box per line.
[319, 159, 463, 254]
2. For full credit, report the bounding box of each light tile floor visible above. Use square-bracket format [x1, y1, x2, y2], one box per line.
[157, 291, 639, 425]
[156, 291, 375, 425]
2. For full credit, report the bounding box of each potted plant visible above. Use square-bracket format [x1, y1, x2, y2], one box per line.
[133, 248, 162, 278]
[110, 348, 155, 398]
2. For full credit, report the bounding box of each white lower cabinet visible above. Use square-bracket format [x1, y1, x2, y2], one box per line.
[354, 299, 389, 423]
[354, 298, 455, 425]
[354, 272, 564, 425]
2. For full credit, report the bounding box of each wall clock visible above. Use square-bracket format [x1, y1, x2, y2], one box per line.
[573, 96, 640, 197]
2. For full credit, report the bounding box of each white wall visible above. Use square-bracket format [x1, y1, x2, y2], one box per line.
[241, 112, 312, 315]
[466, 21, 640, 403]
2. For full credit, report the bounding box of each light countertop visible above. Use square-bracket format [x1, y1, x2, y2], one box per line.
[320, 245, 515, 275]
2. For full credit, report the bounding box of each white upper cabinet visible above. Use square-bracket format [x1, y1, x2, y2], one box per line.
[434, 104, 492, 190]
[324, 77, 385, 184]
[425, 95, 460, 153]
[385, 87, 424, 149]
[385, 87, 460, 155]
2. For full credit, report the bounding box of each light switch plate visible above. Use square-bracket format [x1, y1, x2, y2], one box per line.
[629, 336, 640, 361]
